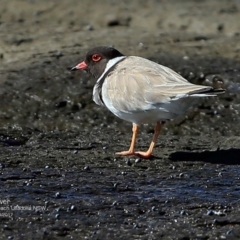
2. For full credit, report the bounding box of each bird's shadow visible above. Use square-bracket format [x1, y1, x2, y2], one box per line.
[169, 148, 240, 165]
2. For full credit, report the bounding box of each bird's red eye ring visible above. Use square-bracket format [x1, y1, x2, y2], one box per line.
[92, 54, 102, 62]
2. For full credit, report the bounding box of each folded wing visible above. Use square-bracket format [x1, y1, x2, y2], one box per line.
[103, 56, 224, 113]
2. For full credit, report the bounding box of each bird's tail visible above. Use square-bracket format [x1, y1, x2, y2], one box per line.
[190, 88, 225, 97]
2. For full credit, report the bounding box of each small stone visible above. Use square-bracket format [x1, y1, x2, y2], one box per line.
[105, 14, 119, 26]
[180, 210, 186, 215]
[199, 72, 205, 80]
[55, 51, 63, 59]
[207, 210, 214, 216]
[126, 159, 132, 166]
[55, 192, 61, 198]
[3, 225, 10, 231]
[55, 207, 62, 212]
[135, 158, 141, 163]
[217, 23, 224, 32]
[73, 150, 78, 154]
[138, 42, 147, 49]
[84, 166, 90, 171]
[0, 163, 5, 169]
[133, 223, 139, 228]
[85, 25, 94, 31]
[70, 205, 76, 211]
[151, 206, 156, 211]
[219, 235, 227, 239]
[158, 210, 165, 216]
[105, 14, 131, 27]
[55, 101, 67, 108]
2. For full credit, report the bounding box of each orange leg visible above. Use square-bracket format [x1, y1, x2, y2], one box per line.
[135, 121, 161, 159]
[116, 123, 139, 156]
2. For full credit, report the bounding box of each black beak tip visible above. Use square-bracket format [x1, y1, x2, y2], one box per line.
[70, 67, 77, 72]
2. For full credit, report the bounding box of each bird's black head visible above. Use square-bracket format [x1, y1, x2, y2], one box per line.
[71, 46, 125, 79]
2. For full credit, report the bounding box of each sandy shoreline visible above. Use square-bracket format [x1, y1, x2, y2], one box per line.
[0, 0, 240, 239]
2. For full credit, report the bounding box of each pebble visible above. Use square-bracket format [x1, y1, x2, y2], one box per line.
[135, 158, 141, 163]
[85, 25, 94, 31]
[179, 173, 184, 178]
[84, 166, 90, 171]
[133, 223, 139, 228]
[207, 210, 214, 216]
[105, 14, 119, 26]
[104, 14, 131, 26]
[55, 192, 61, 198]
[55, 51, 63, 59]
[55, 207, 62, 212]
[138, 42, 147, 49]
[0, 163, 6, 169]
[151, 206, 156, 211]
[55, 101, 67, 108]
[70, 205, 76, 211]
[180, 210, 186, 215]
[217, 23, 224, 31]
[126, 159, 132, 166]
[199, 72, 206, 79]
[3, 225, 10, 230]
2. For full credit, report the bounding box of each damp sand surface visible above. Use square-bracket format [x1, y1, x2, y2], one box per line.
[0, 0, 240, 239]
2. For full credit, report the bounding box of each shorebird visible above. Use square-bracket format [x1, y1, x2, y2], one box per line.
[71, 46, 224, 158]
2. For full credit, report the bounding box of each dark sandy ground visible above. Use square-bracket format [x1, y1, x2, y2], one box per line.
[0, 0, 240, 239]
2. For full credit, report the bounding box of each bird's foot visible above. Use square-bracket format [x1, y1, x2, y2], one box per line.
[134, 151, 152, 159]
[115, 150, 135, 156]
[116, 150, 153, 159]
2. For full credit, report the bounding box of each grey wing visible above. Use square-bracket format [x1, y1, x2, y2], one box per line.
[104, 58, 212, 113]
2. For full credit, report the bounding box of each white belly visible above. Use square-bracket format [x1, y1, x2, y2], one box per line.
[101, 79, 197, 125]
[102, 93, 183, 125]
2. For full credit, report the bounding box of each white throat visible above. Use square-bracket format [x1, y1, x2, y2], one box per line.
[97, 56, 126, 83]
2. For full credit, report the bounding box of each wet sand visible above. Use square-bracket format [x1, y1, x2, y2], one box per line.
[0, 0, 240, 239]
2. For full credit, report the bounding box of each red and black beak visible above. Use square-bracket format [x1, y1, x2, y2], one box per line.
[71, 61, 88, 71]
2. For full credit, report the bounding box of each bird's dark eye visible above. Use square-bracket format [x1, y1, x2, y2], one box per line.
[92, 54, 102, 62]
